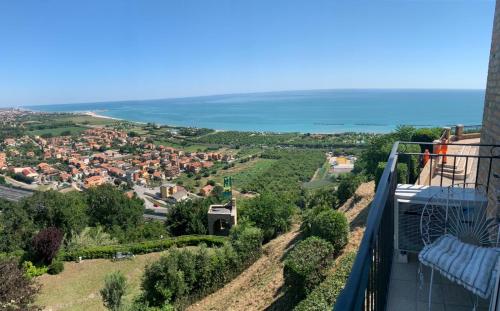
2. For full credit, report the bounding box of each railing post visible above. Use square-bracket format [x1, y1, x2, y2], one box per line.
[455, 124, 464, 140]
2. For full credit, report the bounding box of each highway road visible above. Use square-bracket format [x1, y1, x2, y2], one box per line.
[0, 184, 34, 202]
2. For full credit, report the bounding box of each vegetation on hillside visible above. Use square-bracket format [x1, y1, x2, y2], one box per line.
[137, 225, 263, 309]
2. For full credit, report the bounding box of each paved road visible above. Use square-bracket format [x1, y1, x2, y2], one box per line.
[143, 213, 167, 221]
[0, 184, 34, 202]
[3, 175, 39, 190]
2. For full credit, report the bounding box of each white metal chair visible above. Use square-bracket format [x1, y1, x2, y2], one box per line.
[419, 184, 500, 311]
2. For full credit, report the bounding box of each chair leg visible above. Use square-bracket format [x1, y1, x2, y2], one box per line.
[428, 268, 434, 311]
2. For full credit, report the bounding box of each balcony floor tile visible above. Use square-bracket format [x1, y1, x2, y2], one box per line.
[386, 252, 491, 311]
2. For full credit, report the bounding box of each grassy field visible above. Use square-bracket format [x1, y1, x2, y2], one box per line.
[58, 115, 119, 126]
[28, 126, 89, 137]
[36, 254, 161, 310]
[36, 248, 201, 311]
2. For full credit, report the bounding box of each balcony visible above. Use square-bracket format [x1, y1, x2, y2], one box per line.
[334, 139, 499, 311]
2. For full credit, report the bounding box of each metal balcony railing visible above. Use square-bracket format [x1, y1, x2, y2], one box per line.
[334, 141, 499, 311]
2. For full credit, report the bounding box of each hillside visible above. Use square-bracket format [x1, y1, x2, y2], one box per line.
[187, 182, 375, 311]
[187, 223, 301, 311]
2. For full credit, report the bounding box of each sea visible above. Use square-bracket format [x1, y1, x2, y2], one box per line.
[26, 89, 485, 133]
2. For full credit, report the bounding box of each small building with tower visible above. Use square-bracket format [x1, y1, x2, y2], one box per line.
[207, 177, 237, 235]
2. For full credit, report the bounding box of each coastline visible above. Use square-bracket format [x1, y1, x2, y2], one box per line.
[83, 111, 122, 121]
[21, 89, 484, 134]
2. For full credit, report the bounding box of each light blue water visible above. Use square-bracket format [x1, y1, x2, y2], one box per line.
[26, 89, 485, 133]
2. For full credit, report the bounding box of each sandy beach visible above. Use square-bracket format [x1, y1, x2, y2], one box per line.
[83, 111, 122, 121]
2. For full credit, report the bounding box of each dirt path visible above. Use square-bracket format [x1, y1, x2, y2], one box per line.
[187, 223, 301, 311]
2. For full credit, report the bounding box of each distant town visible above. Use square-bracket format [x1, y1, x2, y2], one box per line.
[0, 108, 361, 217]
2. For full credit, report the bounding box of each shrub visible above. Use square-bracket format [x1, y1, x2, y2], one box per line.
[293, 252, 356, 311]
[47, 260, 64, 275]
[240, 193, 295, 242]
[142, 250, 189, 306]
[31, 227, 63, 265]
[111, 221, 170, 244]
[100, 271, 127, 311]
[308, 210, 348, 254]
[336, 175, 362, 205]
[301, 205, 329, 235]
[284, 237, 334, 298]
[129, 300, 175, 311]
[306, 188, 339, 210]
[11, 173, 34, 184]
[1, 259, 40, 310]
[23, 261, 48, 278]
[62, 235, 226, 261]
[397, 144, 421, 183]
[374, 162, 409, 190]
[140, 226, 263, 308]
[229, 225, 263, 266]
[66, 226, 117, 252]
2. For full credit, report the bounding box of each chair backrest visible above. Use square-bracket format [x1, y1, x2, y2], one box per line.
[420, 184, 498, 248]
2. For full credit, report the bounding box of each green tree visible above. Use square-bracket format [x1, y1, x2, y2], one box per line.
[212, 185, 224, 201]
[165, 199, 209, 236]
[411, 127, 442, 152]
[86, 184, 144, 231]
[0, 200, 35, 253]
[141, 251, 188, 306]
[241, 193, 295, 242]
[100, 271, 127, 311]
[336, 174, 362, 205]
[229, 224, 263, 265]
[20, 190, 88, 236]
[66, 226, 117, 251]
[306, 188, 338, 210]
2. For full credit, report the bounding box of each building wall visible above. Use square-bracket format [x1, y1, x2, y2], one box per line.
[479, 0, 500, 214]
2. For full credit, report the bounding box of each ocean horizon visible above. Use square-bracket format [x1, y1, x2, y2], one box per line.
[26, 89, 485, 133]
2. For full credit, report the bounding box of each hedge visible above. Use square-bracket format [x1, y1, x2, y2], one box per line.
[336, 175, 363, 205]
[61, 235, 227, 261]
[284, 236, 334, 298]
[294, 252, 356, 311]
[140, 226, 263, 309]
[374, 162, 408, 190]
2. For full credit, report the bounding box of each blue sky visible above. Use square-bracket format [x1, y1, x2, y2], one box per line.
[0, 0, 495, 106]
